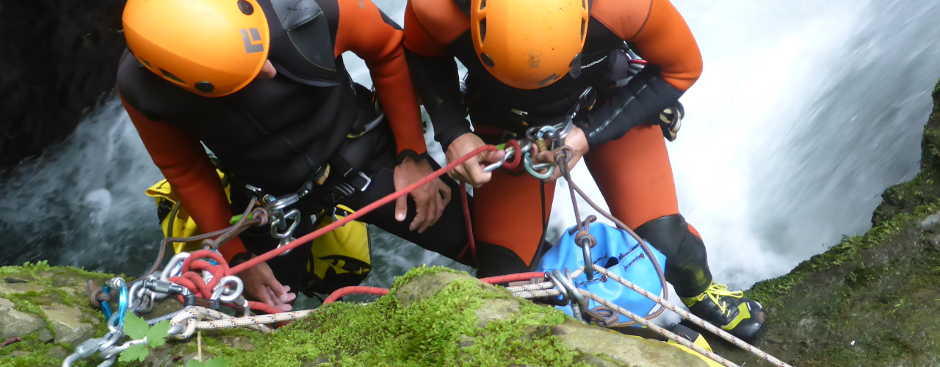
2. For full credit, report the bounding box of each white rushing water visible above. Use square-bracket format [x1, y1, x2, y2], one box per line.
[1, 0, 939, 290]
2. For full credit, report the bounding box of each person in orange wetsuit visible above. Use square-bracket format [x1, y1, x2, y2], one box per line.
[404, 0, 766, 340]
[118, 0, 469, 312]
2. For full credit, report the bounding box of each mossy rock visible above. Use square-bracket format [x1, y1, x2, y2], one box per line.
[716, 79, 940, 366]
[1, 264, 715, 367]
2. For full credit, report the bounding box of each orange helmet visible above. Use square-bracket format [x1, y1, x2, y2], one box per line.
[470, 0, 589, 90]
[122, 0, 270, 97]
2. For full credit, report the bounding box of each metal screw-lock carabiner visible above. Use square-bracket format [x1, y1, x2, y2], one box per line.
[270, 208, 301, 254]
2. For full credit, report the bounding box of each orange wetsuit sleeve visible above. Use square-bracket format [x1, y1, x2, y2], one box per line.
[403, 0, 467, 56]
[403, 0, 472, 149]
[333, 0, 427, 157]
[592, 0, 702, 91]
[120, 94, 248, 262]
[579, 0, 701, 147]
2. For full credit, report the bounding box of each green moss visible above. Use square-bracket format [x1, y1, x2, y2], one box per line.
[4, 292, 57, 340]
[0, 261, 115, 281]
[0, 335, 66, 367]
[748, 199, 940, 308]
[224, 266, 585, 367]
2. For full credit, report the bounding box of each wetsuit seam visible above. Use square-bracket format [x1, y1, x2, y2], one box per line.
[587, 83, 647, 140]
[629, 0, 655, 41]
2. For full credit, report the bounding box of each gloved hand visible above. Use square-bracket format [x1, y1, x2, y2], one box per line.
[573, 69, 684, 147]
[658, 101, 684, 141]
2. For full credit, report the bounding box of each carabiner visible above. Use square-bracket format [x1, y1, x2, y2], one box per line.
[523, 151, 555, 181]
[271, 209, 301, 255]
[483, 146, 515, 172]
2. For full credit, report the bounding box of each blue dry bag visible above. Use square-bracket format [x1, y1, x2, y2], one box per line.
[536, 221, 667, 324]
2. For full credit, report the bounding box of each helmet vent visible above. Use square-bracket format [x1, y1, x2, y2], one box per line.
[195, 81, 215, 93]
[479, 19, 487, 43]
[237, 0, 254, 15]
[160, 68, 185, 84]
[479, 0, 486, 9]
[580, 18, 586, 38]
[480, 52, 495, 67]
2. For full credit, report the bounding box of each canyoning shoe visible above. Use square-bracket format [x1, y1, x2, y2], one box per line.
[683, 283, 767, 342]
[666, 324, 724, 367]
[668, 323, 713, 351]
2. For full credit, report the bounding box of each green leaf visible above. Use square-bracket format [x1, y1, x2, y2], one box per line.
[124, 313, 150, 340]
[119, 343, 150, 363]
[186, 357, 229, 367]
[146, 319, 171, 348]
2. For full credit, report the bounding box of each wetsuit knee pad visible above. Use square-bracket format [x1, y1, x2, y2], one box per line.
[475, 242, 531, 278]
[635, 214, 712, 297]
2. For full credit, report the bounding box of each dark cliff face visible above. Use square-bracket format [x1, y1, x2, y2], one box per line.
[0, 1, 127, 170]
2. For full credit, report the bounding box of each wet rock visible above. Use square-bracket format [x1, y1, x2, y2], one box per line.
[552, 319, 708, 367]
[0, 297, 44, 339]
[0, 277, 35, 294]
[475, 298, 521, 328]
[41, 303, 95, 345]
[393, 271, 472, 307]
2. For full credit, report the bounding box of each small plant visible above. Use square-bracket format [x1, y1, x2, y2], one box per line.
[119, 313, 171, 363]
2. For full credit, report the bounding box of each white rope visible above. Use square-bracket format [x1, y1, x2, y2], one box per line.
[169, 306, 311, 339]
[505, 281, 556, 293]
[580, 290, 739, 367]
[195, 310, 316, 330]
[590, 265, 792, 367]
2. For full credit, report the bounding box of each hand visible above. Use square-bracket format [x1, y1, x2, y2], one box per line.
[239, 261, 295, 312]
[533, 126, 589, 180]
[394, 155, 453, 233]
[445, 133, 505, 187]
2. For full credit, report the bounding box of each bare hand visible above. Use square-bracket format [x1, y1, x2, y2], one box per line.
[394, 155, 453, 233]
[533, 126, 590, 180]
[445, 133, 505, 187]
[239, 261, 295, 312]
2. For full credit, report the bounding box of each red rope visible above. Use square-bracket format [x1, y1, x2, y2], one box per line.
[503, 139, 523, 170]
[323, 286, 390, 304]
[456, 185, 477, 265]
[321, 272, 546, 305]
[169, 144, 506, 313]
[226, 144, 499, 276]
[480, 272, 546, 285]
[247, 301, 283, 315]
[170, 250, 228, 299]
